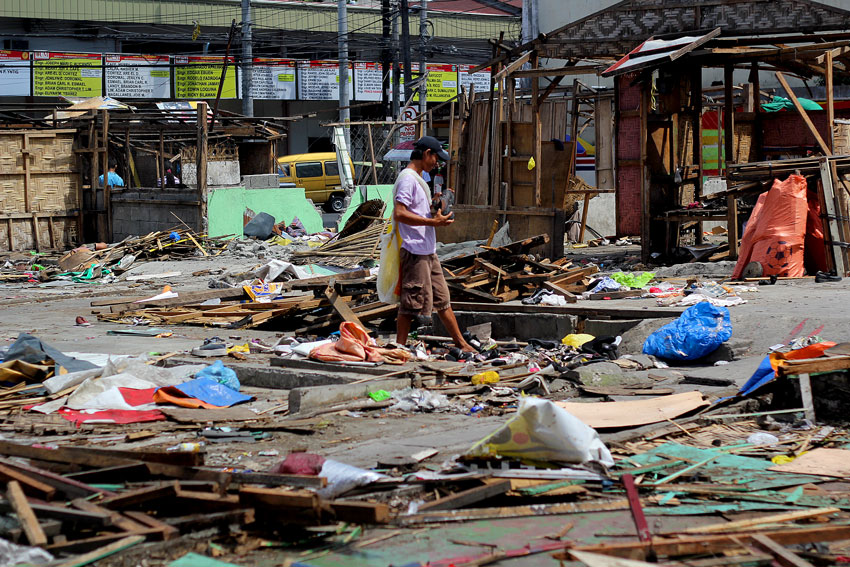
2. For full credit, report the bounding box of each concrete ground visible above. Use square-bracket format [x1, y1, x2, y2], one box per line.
[4, 250, 850, 565]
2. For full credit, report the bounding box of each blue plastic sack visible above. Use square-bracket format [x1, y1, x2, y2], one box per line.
[175, 376, 251, 407]
[642, 302, 732, 361]
[195, 360, 240, 391]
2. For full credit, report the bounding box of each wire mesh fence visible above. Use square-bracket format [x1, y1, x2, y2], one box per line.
[329, 123, 409, 186]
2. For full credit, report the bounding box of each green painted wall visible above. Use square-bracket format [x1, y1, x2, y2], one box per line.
[339, 185, 394, 229]
[207, 187, 324, 238]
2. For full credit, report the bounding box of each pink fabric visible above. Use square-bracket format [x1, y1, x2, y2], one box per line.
[59, 408, 166, 425]
[270, 452, 325, 476]
[309, 322, 413, 364]
[310, 322, 385, 362]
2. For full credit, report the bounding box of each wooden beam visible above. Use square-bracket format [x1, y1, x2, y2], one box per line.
[7, 480, 47, 546]
[775, 72, 832, 156]
[827, 50, 835, 153]
[54, 535, 145, 567]
[751, 534, 816, 567]
[419, 480, 512, 512]
[537, 75, 564, 107]
[724, 64, 734, 169]
[512, 65, 600, 79]
[493, 51, 532, 81]
[819, 158, 846, 275]
[558, 525, 850, 561]
[0, 463, 56, 500]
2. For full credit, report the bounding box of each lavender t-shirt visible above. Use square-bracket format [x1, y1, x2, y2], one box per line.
[394, 170, 436, 255]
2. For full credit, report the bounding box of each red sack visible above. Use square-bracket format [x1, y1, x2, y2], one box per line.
[732, 175, 808, 280]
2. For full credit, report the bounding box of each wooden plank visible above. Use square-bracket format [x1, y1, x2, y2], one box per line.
[450, 301, 683, 319]
[775, 72, 832, 156]
[7, 480, 47, 546]
[239, 486, 319, 509]
[98, 482, 178, 510]
[71, 498, 149, 533]
[684, 508, 839, 534]
[727, 194, 739, 259]
[827, 50, 835, 153]
[751, 534, 816, 567]
[776, 355, 850, 377]
[542, 281, 578, 303]
[122, 510, 180, 540]
[0, 457, 110, 498]
[53, 534, 145, 563]
[326, 500, 390, 524]
[558, 525, 850, 561]
[0, 441, 202, 468]
[324, 282, 364, 327]
[0, 463, 56, 499]
[419, 479, 512, 511]
[799, 372, 816, 423]
[474, 258, 508, 277]
[820, 158, 847, 276]
[587, 289, 644, 300]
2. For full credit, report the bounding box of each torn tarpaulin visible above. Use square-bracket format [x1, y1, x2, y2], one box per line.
[4, 333, 98, 374]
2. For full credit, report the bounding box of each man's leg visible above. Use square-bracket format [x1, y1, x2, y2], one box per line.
[436, 307, 475, 352]
[396, 313, 413, 345]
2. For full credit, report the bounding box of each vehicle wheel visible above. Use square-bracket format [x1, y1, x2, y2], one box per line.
[327, 194, 345, 213]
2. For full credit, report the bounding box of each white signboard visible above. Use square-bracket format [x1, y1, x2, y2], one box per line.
[354, 62, 382, 101]
[459, 64, 491, 95]
[0, 51, 30, 96]
[105, 54, 171, 98]
[298, 60, 351, 101]
[399, 105, 419, 142]
[250, 58, 296, 100]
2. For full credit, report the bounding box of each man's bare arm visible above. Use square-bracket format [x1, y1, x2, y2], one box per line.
[394, 201, 454, 227]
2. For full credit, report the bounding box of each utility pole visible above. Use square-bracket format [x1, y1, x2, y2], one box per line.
[338, 0, 350, 146]
[381, 0, 392, 120]
[241, 0, 253, 117]
[400, 0, 412, 101]
[391, 0, 400, 121]
[419, 0, 427, 120]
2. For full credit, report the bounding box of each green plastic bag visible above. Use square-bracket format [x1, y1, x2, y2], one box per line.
[610, 271, 655, 289]
[368, 390, 392, 402]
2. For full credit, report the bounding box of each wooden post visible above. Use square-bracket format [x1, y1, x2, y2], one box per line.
[88, 111, 100, 242]
[366, 124, 379, 185]
[723, 64, 734, 170]
[640, 81, 650, 262]
[826, 50, 835, 154]
[570, 81, 590, 243]
[727, 194, 739, 259]
[820, 158, 845, 275]
[125, 126, 132, 190]
[798, 373, 816, 423]
[197, 102, 209, 227]
[505, 73, 513, 207]
[159, 129, 166, 187]
[21, 134, 37, 251]
[751, 62, 762, 161]
[47, 216, 56, 250]
[531, 52, 542, 208]
[101, 110, 111, 242]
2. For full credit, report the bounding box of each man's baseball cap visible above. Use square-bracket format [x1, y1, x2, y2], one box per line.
[414, 136, 450, 161]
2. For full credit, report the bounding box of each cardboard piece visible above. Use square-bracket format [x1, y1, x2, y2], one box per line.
[769, 448, 850, 478]
[555, 391, 707, 429]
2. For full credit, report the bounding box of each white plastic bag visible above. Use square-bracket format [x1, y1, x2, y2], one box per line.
[466, 397, 614, 466]
[376, 221, 402, 304]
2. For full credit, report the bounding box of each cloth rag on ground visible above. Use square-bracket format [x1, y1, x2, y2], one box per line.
[309, 322, 412, 363]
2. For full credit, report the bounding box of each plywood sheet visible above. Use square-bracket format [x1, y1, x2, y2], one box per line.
[555, 391, 707, 429]
[769, 448, 850, 478]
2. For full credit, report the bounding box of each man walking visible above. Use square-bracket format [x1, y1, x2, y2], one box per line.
[393, 136, 474, 353]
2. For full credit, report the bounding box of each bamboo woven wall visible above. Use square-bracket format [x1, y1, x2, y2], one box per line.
[0, 131, 81, 251]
